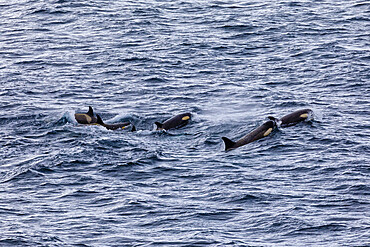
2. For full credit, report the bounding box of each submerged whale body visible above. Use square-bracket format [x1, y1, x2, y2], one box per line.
[155, 113, 192, 130]
[75, 106, 97, 124]
[269, 109, 313, 127]
[222, 120, 276, 151]
[97, 114, 135, 131]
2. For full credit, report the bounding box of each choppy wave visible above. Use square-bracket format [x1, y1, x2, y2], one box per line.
[1, 0, 369, 246]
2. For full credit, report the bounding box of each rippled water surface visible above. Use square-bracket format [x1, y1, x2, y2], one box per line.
[1, 0, 369, 246]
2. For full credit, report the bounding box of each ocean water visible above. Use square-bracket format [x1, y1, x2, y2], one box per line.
[1, 0, 369, 246]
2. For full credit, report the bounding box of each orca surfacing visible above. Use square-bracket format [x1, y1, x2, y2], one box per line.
[75, 106, 97, 124]
[222, 120, 277, 151]
[97, 114, 136, 131]
[155, 113, 192, 130]
[268, 109, 313, 127]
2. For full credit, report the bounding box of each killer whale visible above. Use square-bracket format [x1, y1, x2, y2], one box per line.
[74, 106, 97, 124]
[155, 113, 191, 130]
[268, 109, 312, 127]
[222, 120, 277, 151]
[97, 114, 136, 131]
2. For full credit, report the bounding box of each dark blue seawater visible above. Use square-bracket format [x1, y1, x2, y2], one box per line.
[1, 0, 369, 246]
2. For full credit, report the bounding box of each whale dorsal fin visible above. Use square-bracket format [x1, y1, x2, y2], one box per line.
[131, 125, 136, 132]
[96, 114, 105, 125]
[155, 122, 163, 130]
[222, 137, 236, 151]
[87, 106, 94, 117]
